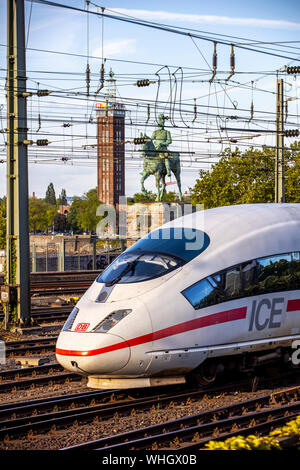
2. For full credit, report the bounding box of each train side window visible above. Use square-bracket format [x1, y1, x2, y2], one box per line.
[241, 260, 258, 297]
[292, 252, 300, 289]
[256, 253, 293, 294]
[182, 252, 297, 311]
[222, 266, 242, 300]
[182, 275, 223, 310]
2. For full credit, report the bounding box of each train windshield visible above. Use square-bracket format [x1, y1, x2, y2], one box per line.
[97, 228, 210, 285]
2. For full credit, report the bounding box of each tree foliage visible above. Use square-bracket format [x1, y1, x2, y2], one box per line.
[131, 191, 179, 203]
[67, 188, 101, 233]
[57, 188, 67, 206]
[29, 197, 57, 232]
[53, 213, 67, 232]
[191, 144, 300, 208]
[45, 182, 56, 205]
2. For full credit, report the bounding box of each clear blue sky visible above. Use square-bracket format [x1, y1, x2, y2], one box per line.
[0, 0, 299, 199]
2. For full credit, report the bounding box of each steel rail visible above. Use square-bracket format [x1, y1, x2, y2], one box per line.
[0, 386, 220, 438]
[61, 386, 300, 451]
[0, 373, 298, 441]
[0, 362, 63, 381]
[0, 371, 82, 393]
[0, 379, 262, 439]
[0, 389, 117, 421]
[5, 336, 58, 357]
[0, 388, 110, 412]
[5, 343, 56, 357]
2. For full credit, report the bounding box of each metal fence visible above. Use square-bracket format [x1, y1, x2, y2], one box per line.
[30, 238, 122, 272]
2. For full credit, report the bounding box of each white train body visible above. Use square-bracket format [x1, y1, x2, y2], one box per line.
[56, 204, 300, 388]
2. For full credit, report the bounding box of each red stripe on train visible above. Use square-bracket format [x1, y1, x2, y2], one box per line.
[55, 306, 247, 357]
[287, 299, 300, 312]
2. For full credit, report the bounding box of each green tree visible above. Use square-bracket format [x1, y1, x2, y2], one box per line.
[57, 188, 67, 206]
[66, 198, 81, 234]
[132, 191, 178, 203]
[29, 198, 57, 233]
[132, 191, 156, 203]
[53, 213, 67, 232]
[45, 182, 56, 205]
[161, 191, 178, 202]
[67, 188, 102, 233]
[191, 144, 300, 208]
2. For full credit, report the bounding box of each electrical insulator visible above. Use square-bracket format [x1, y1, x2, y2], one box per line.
[192, 98, 197, 123]
[212, 43, 217, 69]
[209, 42, 217, 84]
[285, 129, 299, 137]
[36, 90, 50, 96]
[286, 66, 300, 74]
[37, 113, 41, 132]
[250, 101, 254, 121]
[226, 44, 235, 82]
[36, 139, 50, 146]
[96, 62, 106, 94]
[230, 45, 235, 70]
[133, 137, 147, 144]
[146, 103, 150, 123]
[100, 62, 105, 83]
[136, 79, 151, 87]
[86, 63, 91, 96]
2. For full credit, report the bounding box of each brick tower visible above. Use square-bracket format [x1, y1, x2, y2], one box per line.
[96, 69, 126, 206]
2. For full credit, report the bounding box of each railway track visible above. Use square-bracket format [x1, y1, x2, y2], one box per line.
[5, 336, 58, 357]
[0, 384, 222, 439]
[0, 269, 100, 298]
[0, 361, 84, 393]
[0, 270, 100, 285]
[61, 385, 300, 451]
[0, 371, 299, 443]
[0, 306, 72, 325]
[0, 371, 83, 394]
[0, 362, 63, 382]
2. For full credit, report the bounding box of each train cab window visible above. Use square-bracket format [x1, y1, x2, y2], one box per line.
[97, 227, 210, 286]
[126, 227, 210, 262]
[96, 250, 184, 285]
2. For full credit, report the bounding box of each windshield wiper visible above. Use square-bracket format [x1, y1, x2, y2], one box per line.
[105, 255, 143, 287]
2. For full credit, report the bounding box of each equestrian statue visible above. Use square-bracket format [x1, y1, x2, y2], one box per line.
[139, 114, 182, 202]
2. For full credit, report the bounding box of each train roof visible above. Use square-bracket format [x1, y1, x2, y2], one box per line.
[174, 203, 300, 231]
[169, 203, 299, 230]
[163, 203, 300, 265]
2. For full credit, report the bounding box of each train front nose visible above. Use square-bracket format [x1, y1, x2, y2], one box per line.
[56, 331, 131, 375]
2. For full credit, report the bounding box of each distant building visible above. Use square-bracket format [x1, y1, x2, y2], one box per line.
[58, 205, 70, 216]
[96, 69, 126, 206]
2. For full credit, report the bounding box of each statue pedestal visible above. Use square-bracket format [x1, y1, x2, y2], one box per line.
[125, 202, 197, 247]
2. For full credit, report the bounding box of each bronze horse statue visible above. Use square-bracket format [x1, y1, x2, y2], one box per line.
[139, 133, 182, 202]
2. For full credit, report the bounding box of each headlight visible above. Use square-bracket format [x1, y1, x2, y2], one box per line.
[91, 309, 132, 333]
[62, 307, 79, 331]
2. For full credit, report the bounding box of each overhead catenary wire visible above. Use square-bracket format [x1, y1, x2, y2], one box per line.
[0, 0, 298, 184]
[27, 0, 300, 62]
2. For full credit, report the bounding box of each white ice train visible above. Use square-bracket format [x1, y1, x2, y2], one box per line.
[56, 204, 300, 389]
